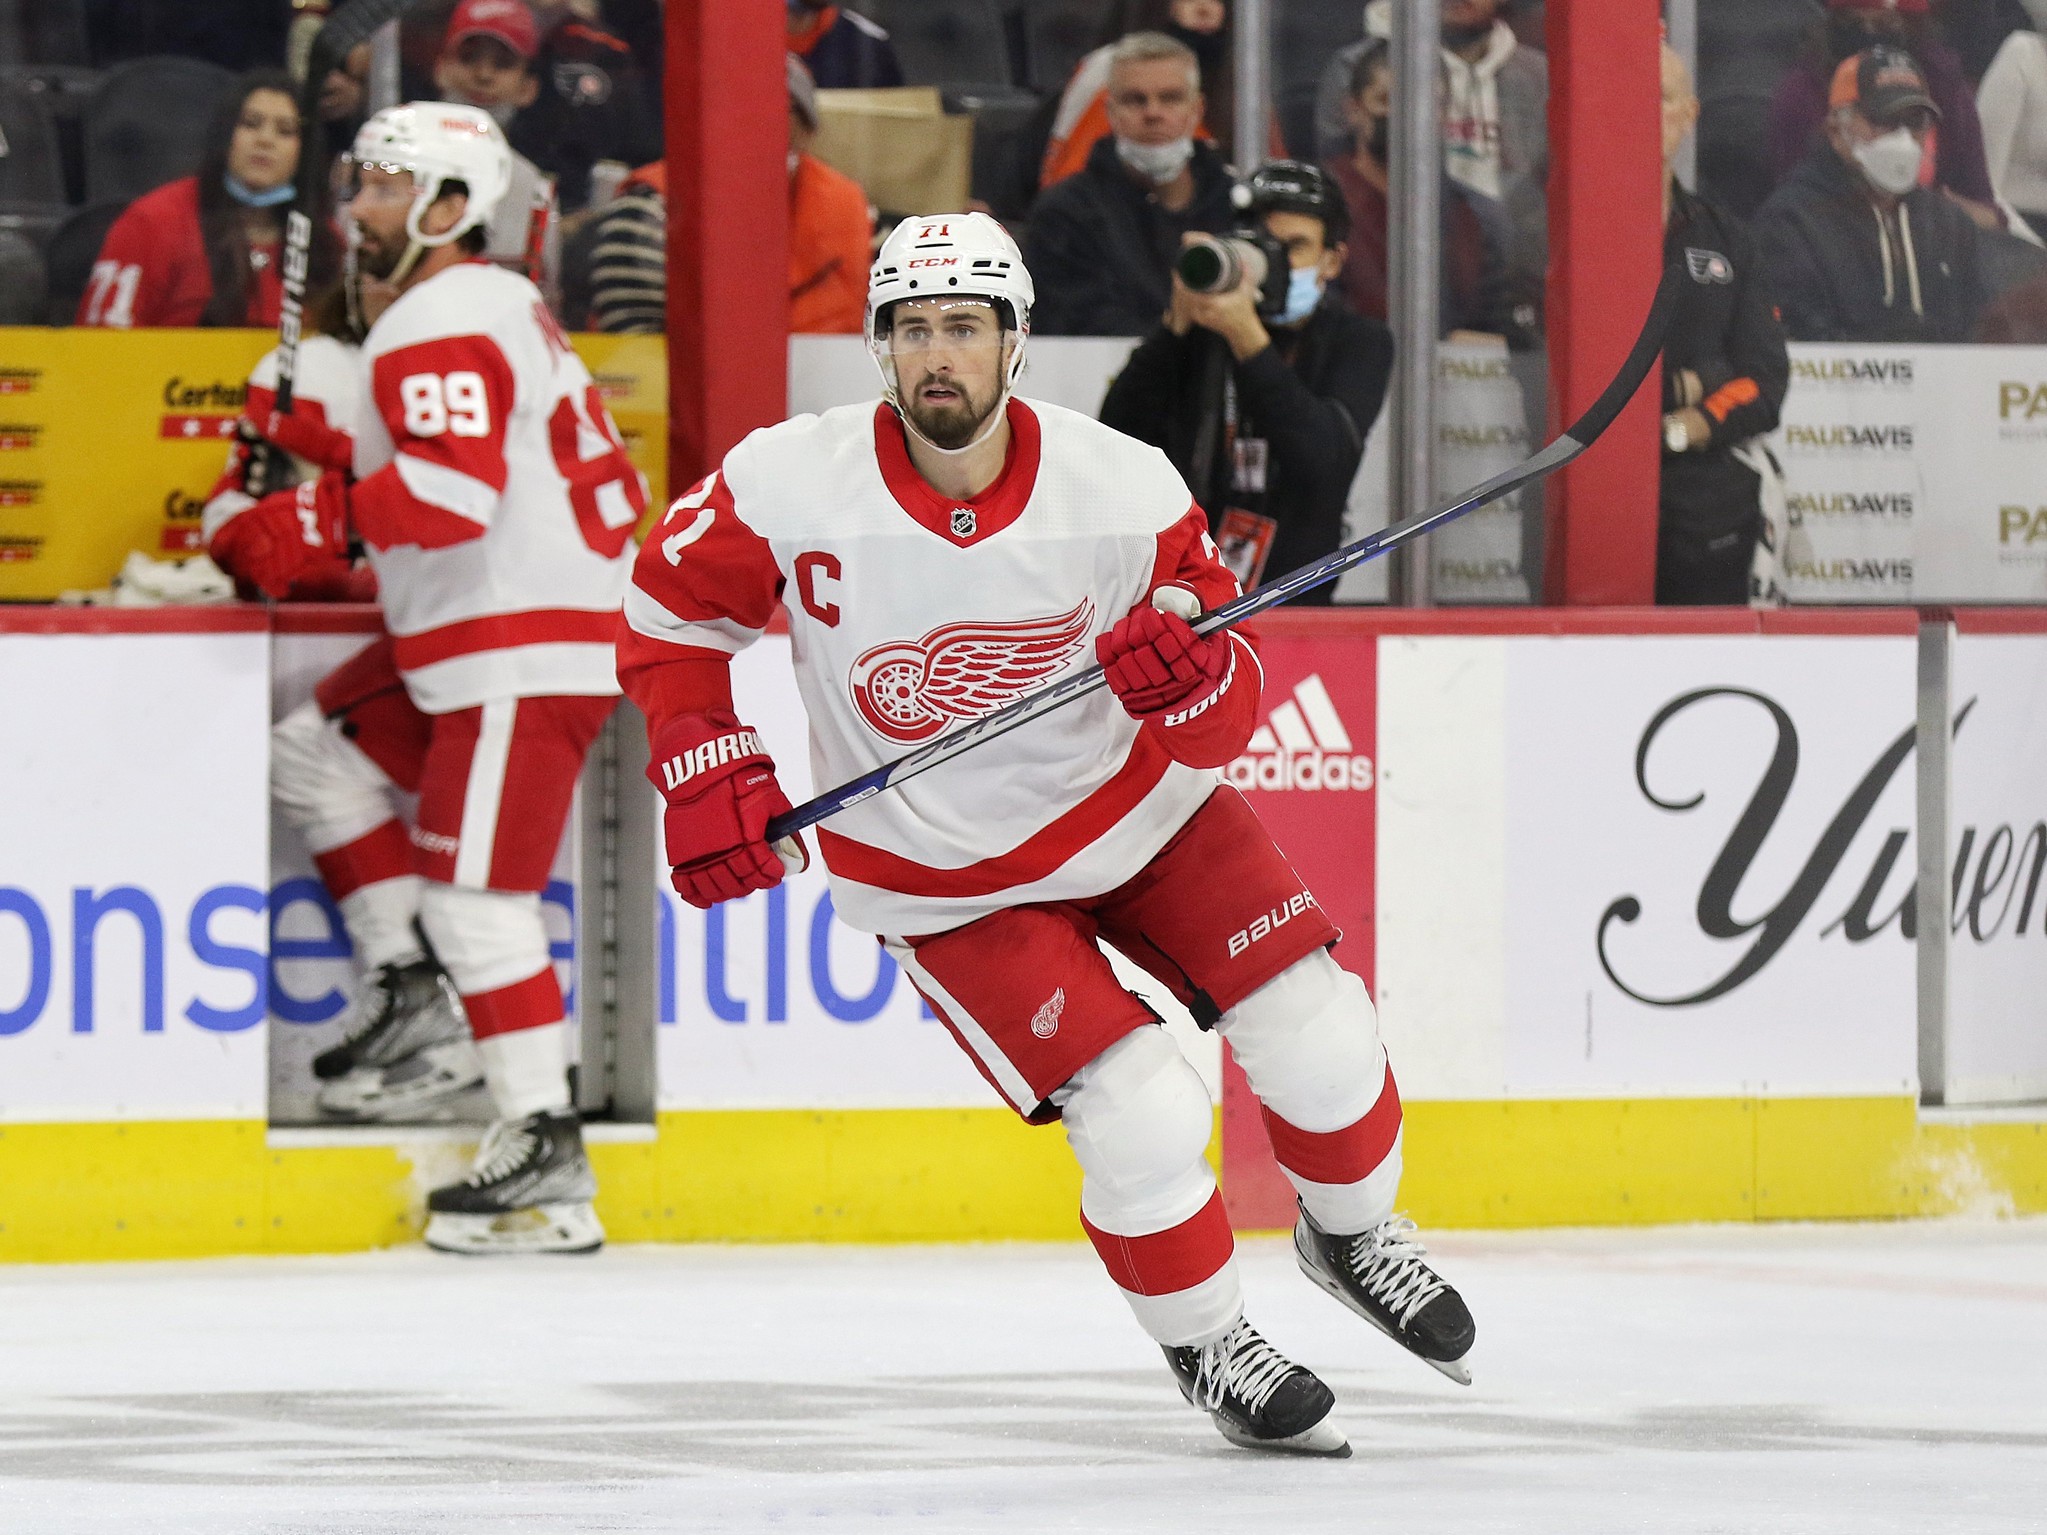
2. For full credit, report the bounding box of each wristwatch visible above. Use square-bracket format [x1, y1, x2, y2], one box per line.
[1664, 414, 1691, 453]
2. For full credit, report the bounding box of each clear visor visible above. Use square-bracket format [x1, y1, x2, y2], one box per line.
[340, 159, 420, 209]
[874, 298, 1012, 359]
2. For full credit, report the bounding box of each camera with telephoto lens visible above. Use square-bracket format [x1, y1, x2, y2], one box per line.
[1176, 226, 1292, 318]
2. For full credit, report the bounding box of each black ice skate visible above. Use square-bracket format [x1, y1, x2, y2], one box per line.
[1164, 1318, 1350, 1457]
[423, 1109, 604, 1256]
[1294, 1208, 1476, 1385]
[313, 958, 483, 1121]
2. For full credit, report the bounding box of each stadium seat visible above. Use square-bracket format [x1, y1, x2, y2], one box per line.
[0, 0, 89, 68]
[1019, 0, 1099, 95]
[0, 224, 44, 320]
[0, 71, 63, 203]
[83, 55, 233, 206]
[861, 0, 1019, 92]
[40, 197, 119, 323]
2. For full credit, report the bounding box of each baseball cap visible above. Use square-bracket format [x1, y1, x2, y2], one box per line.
[1829, 46, 1940, 127]
[787, 52, 818, 131]
[444, 0, 540, 61]
[1827, 0, 1930, 13]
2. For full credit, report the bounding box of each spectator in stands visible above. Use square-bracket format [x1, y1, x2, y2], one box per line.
[1655, 43, 1791, 606]
[565, 55, 874, 336]
[1770, 0, 2005, 231]
[1757, 47, 1987, 342]
[427, 0, 561, 278]
[1313, 0, 1548, 346]
[1322, 38, 1511, 340]
[1979, 19, 2047, 239]
[77, 69, 340, 329]
[1024, 31, 1237, 337]
[784, 52, 875, 333]
[519, 0, 664, 209]
[787, 0, 904, 90]
[1100, 162, 1392, 600]
[1041, 0, 1246, 192]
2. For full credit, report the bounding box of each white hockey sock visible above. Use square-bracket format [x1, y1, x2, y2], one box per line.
[478, 1022, 572, 1120]
[338, 876, 426, 972]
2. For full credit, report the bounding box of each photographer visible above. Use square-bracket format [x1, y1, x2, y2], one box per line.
[1100, 162, 1392, 599]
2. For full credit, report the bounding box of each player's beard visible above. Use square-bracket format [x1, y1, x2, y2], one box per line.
[354, 226, 405, 281]
[901, 370, 1002, 451]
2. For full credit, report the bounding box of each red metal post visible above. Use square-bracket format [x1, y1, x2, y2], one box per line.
[1542, 0, 1664, 604]
[666, 1, 790, 495]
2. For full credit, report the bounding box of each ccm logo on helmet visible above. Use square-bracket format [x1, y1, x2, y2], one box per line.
[1226, 892, 1318, 959]
[906, 258, 960, 270]
[661, 730, 764, 791]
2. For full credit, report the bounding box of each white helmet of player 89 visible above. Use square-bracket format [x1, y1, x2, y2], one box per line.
[867, 213, 1034, 418]
[350, 103, 513, 261]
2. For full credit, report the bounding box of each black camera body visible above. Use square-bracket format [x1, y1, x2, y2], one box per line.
[1175, 225, 1292, 319]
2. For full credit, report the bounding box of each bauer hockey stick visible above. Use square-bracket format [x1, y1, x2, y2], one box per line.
[762, 260, 1688, 846]
[248, 0, 418, 494]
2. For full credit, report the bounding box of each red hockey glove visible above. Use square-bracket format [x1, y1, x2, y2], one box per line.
[648, 711, 810, 909]
[1096, 586, 1233, 721]
[254, 405, 356, 474]
[208, 472, 350, 599]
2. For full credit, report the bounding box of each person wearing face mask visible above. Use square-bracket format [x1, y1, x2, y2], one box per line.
[1041, 0, 1246, 192]
[786, 0, 904, 90]
[428, 0, 562, 288]
[1322, 38, 1511, 341]
[1025, 31, 1238, 337]
[1654, 44, 1792, 606]
[1313, 0, 1549, 348]
[78, 70, 341, 328]
[1757, 46, 1987, 341]
[1099, 162, 1393, 599]
[1769, 0, 2005, 231]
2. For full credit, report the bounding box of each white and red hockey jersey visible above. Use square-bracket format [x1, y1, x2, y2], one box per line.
[353, 260, 646, 712]
[620, 398, 1260, 937]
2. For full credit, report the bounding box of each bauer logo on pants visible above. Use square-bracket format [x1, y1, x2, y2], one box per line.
[1223, 674, 1375, 792]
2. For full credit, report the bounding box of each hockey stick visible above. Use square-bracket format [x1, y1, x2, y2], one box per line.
[249, 0, 418, 494]
[763, 261, 1687, 846]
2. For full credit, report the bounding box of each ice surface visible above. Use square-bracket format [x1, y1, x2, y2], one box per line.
[1, 1220, 2042, 1533]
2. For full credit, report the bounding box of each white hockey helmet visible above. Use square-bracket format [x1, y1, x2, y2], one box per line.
[350, 102, 512, 252]
[866, 212, 1034, 401]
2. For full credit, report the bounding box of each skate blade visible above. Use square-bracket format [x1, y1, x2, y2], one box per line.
[315, 1045, 486, 1121]
[423, 1203, 605, 1256]
[1216, 1413, 1351, 1458]
[1294, 1232, 1474, 1387]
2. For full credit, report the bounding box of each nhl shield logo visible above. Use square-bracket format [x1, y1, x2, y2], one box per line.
[951, 506, 977, 538]
[1030, 987, 1065, 1039]
[1685, 247, 1734, 285]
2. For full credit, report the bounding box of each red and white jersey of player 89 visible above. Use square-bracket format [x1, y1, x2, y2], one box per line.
[355, 261, 646, 713]
[623, 397, 1252, 937]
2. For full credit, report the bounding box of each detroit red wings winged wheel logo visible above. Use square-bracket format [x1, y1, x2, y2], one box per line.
[849, 600, 1096, 744]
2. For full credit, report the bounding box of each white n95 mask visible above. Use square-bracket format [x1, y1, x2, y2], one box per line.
[1853, 127, 1924, 197]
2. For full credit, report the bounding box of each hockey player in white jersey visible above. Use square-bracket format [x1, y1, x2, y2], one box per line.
[621, 214, 1475, 1453]
[239, 102, 646, 1253]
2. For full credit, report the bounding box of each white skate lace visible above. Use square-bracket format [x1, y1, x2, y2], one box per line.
[1195, 1321, 1297, 1417]
[335, 968, 400, 1049]
[462, 1120, 537, 1187]
[1346, 1215, 1447, 1328]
